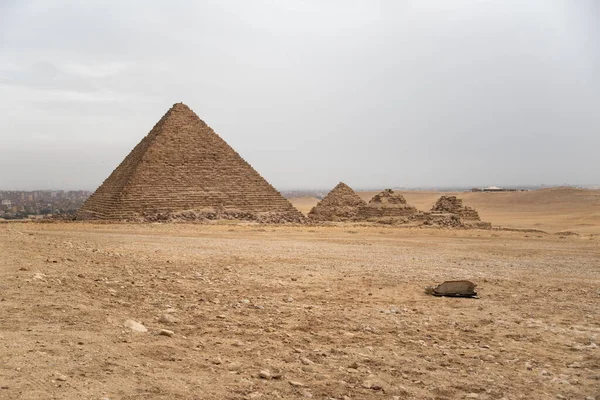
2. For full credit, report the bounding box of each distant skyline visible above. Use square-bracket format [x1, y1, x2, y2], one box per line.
[1, 1, 599, 191]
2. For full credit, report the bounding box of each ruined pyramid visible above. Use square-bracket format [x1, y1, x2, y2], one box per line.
[425, 195, 491, 228]
[430, 196, 481, 221]
[77, 103, 303, 222]
[358, 189, 419, 220]
[308, 182, 366, 221]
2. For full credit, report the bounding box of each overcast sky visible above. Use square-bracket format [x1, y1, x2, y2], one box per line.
[1, 0, 598, 191]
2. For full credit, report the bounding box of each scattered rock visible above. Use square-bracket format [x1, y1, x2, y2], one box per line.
[124, 320, 147, 333]
[289, 380, 306, 388]
[32, 273, 47, 281]
[55, 374, 68, 382]
[362, 377, 385, 391]
[159, 329, 175, 337]
[228, 362, 243, 372]
[525, 362, 533, 370]
[158, 314, 177, 324]
[259, 370, 271, 379]
[300, 357, 314, 365]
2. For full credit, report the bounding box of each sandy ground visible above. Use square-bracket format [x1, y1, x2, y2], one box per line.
[290, 188, 600, 235]
[0, 222, 599, 400]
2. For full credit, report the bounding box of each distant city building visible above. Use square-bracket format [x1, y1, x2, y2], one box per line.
[471, 186, 519, 192]
[483, 186, 504, 192]
[0, 190, 91, 220]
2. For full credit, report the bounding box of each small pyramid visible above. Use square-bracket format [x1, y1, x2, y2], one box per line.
[358, 189, 419, 219]
[308, 182, 366, 221]
[77, 103, 303, 222]
[430, 196, 481, 221]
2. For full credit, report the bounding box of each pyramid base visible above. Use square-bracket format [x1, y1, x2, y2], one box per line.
[76, 208, 305, 224]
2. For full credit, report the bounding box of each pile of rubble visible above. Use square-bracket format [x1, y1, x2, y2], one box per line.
[430, 196, 481, 220]
[358, 189, 420, 221]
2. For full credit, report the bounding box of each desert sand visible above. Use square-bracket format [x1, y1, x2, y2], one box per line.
[1, 219, 599, 399]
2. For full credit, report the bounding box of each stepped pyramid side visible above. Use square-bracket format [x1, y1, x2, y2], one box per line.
[358, 189, 419, 219]
[308, 182, 366, 221]
[77, 103, 303, 222]
[430, 196, 481, 221]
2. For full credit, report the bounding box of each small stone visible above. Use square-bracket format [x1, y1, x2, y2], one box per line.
[284, 297, 294, 303]
[300, 357, 314, 365]
[1, 386, 8, 389]
[159, 329, 174, 337]
[466, 394, 479, 399]
[259, 370, 271, 379]
[33, 273, 47, 281]
[158, 314, 177, 324]
[212, 357, 222, 365]
[525, 362, 533, 370]
[289, 380, 306, 388]
[124, 320, 147, 333]
[55, 374, 68, 382]
[228, 362, 243, 372]
[272, 372, 283, 380]
[362, 379, 384, 391]
[541, 370, 550, 376]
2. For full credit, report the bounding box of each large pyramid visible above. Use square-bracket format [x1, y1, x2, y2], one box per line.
[77, 103, 303, 222]
[307, 182, 366, 221]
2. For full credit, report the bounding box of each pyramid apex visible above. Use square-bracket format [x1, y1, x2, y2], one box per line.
[170, 102, 193, 111]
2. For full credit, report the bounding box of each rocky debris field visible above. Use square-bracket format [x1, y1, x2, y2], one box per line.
[0, 223, 598, 400]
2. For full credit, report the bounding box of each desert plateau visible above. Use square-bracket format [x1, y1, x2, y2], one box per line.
[1, 193, 599, 399]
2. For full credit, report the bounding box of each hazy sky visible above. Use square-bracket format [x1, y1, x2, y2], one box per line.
[1, 0, 598, 190]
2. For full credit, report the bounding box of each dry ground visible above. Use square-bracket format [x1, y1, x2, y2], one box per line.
[290, 188, 600, 235]
[1, 222, 599, 400]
